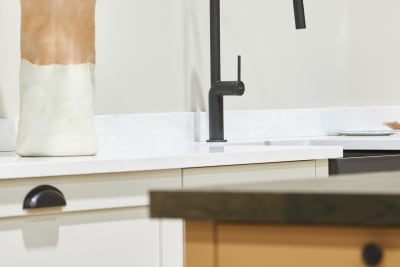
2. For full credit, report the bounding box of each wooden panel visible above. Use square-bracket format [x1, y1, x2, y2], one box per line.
[217, 223, 400, 267]
[183, 161, 316, 188]
[0, 169, 181, 219]
[186, 221, 216, 267]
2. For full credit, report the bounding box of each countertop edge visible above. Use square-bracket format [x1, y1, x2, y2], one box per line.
[0, 145, 342, 179]
[150, 190, 400, 226]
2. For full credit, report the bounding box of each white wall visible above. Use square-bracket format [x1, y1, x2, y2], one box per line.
[0, 0, 20, 118]
[347, 0, 400, 106]
[95, 0, 187, 114]
[0, 0, 186, 118]
[187, 0, 350, 111]
[1, 0, 400, 118]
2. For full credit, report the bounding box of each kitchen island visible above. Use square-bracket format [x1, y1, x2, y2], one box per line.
[150, 171, 400, 267]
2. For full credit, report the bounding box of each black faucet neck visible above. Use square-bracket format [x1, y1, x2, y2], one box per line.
[293, 0, 306, 29]
[208, 0, 246, 143]
[210, 0, 221, 86]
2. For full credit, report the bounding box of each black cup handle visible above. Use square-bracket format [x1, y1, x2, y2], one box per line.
[23, 185, 67, 209]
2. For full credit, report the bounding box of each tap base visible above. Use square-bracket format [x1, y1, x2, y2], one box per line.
[207, 139, 227, 143]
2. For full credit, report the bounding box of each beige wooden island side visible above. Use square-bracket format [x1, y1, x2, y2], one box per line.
[186, 222, 400, 267]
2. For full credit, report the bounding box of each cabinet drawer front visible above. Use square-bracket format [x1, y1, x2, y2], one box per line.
[217, 224, 400, 267]
[0, 207, 160, 267]
[183, 161, 316, 188]
[0, 169, 181, 218]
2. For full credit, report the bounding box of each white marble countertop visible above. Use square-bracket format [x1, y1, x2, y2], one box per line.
[2, 108, 400, 180]
[3, 133, 400, 180]
[312, 135, 400, 150]
[0, 141, 342, 179]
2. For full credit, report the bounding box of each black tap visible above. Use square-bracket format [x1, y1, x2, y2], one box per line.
[207, 0, 307, 142]
[293, 0, 306, 29]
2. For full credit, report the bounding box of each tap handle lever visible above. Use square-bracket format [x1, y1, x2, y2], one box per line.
[237, 55, 241, 81]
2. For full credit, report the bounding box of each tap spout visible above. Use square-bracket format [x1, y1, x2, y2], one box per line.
[208, 0, 307, 142]
[293, 0, 306, 29]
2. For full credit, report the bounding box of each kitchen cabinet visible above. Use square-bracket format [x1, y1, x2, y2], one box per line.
[0, 159, 330, 267]
[0, 208, 159, 267]
[183, 159, 328, 188]
[0, 169, 181, 267]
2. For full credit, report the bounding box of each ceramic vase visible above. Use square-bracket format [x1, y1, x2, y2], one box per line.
[16, 0, 97, 156]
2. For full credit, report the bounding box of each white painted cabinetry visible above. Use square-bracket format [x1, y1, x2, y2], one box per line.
[0, 169, 181, 267]
[0, 159, 329, 267]
[182, 159, 328, 188]
[0, 208, 159, 267]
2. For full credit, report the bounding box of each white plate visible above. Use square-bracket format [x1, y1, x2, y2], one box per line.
[335, 130, 399, 136]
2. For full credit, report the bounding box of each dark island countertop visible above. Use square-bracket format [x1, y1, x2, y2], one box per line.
[150, 171, 400, 226]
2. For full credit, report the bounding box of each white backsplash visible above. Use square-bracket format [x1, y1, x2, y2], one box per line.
[0, 118, 16, 152]
[1, 106, 400, 152]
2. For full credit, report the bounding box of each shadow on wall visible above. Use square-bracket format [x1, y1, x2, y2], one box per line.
[0, 80, 6, 118]
[187, 0, 207, 141]
[191, 70, 206, 112]
[191, 70, 206, 141]
[188, 0, 206, 113]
